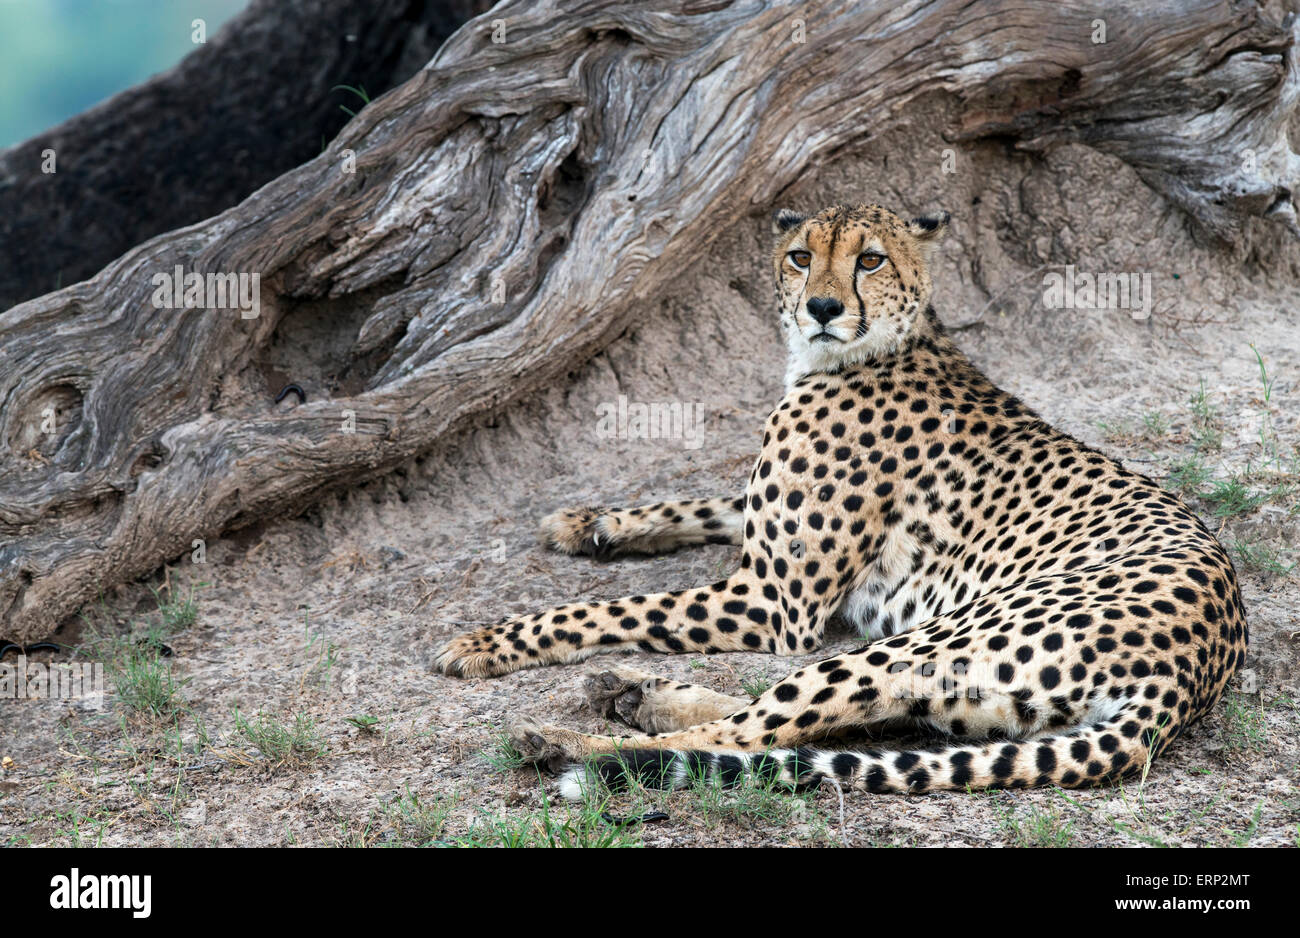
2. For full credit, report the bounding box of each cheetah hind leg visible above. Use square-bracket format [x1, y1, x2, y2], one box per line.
[584, 666, 750, 735]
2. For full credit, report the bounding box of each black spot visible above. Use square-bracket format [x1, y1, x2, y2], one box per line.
[831, 753, 858, 778]
[949, 751, 974, 786]
[990, 745, 1018, 779]
[716, 754, 746, 786]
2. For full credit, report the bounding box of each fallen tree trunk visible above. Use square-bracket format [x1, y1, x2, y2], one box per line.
[2, 0, 1298, 643]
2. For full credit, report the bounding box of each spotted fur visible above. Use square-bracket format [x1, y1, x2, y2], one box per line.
[435, 203, 1247, 797]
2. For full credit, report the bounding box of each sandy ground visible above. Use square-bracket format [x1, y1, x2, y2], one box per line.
[2, 105, 1298, 847]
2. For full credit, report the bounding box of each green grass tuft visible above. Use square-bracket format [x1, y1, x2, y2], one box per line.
[480, 730, 529, 773]
[456, 789, 642, 848]
[381, 787, 456, 847]
[739, 672, 773, 697]
[1000, 802, 1075, 847]
[152, 582, 203, 633]
[1221, 694, 1267, 754]
[233, 710, 327, 766]
[111, 646, 184, 718]
[1232, 539, 1296, 578]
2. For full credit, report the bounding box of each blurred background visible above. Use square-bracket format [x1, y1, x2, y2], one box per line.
[0, 0, 249, 148]
[0, 0, 487, 311]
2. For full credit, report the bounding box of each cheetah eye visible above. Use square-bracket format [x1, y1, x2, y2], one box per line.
[788, 250, 811, 269]
[858, 252, 887, 273]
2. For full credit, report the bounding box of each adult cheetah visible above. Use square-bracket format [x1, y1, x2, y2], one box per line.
[435, 203, 1247, 798]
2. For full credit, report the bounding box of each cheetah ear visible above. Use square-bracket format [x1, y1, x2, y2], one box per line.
[772, 208, 806, 234]
[907, 211, 951, 244]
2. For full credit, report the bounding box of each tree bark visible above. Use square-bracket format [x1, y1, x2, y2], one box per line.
[0, 0, 493, 311]
[2, 0, 1298, 643]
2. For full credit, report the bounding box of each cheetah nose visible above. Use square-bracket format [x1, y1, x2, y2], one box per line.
[806, 297, 843, 325]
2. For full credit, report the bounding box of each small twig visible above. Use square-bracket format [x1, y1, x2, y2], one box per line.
[819, 775, 850, 847]
[407, 584, 440, 614]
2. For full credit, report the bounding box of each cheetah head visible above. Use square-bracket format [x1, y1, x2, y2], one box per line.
[772, 203, 949, 386]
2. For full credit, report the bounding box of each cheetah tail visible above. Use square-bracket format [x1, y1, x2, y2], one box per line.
[556, 717, 1173, 800]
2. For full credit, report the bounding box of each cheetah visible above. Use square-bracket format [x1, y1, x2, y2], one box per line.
[434, 203, 1247, 799]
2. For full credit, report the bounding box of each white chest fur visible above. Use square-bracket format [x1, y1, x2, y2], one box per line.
[838, 521, 973, 640]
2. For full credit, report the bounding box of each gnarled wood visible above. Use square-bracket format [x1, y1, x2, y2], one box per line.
[2, 0, 1298, 643]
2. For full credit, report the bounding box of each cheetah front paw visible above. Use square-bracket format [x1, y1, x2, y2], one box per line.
[433, 626, 516, 678]
[538, 506, 618, 559]
[507, 718, 590, 773]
